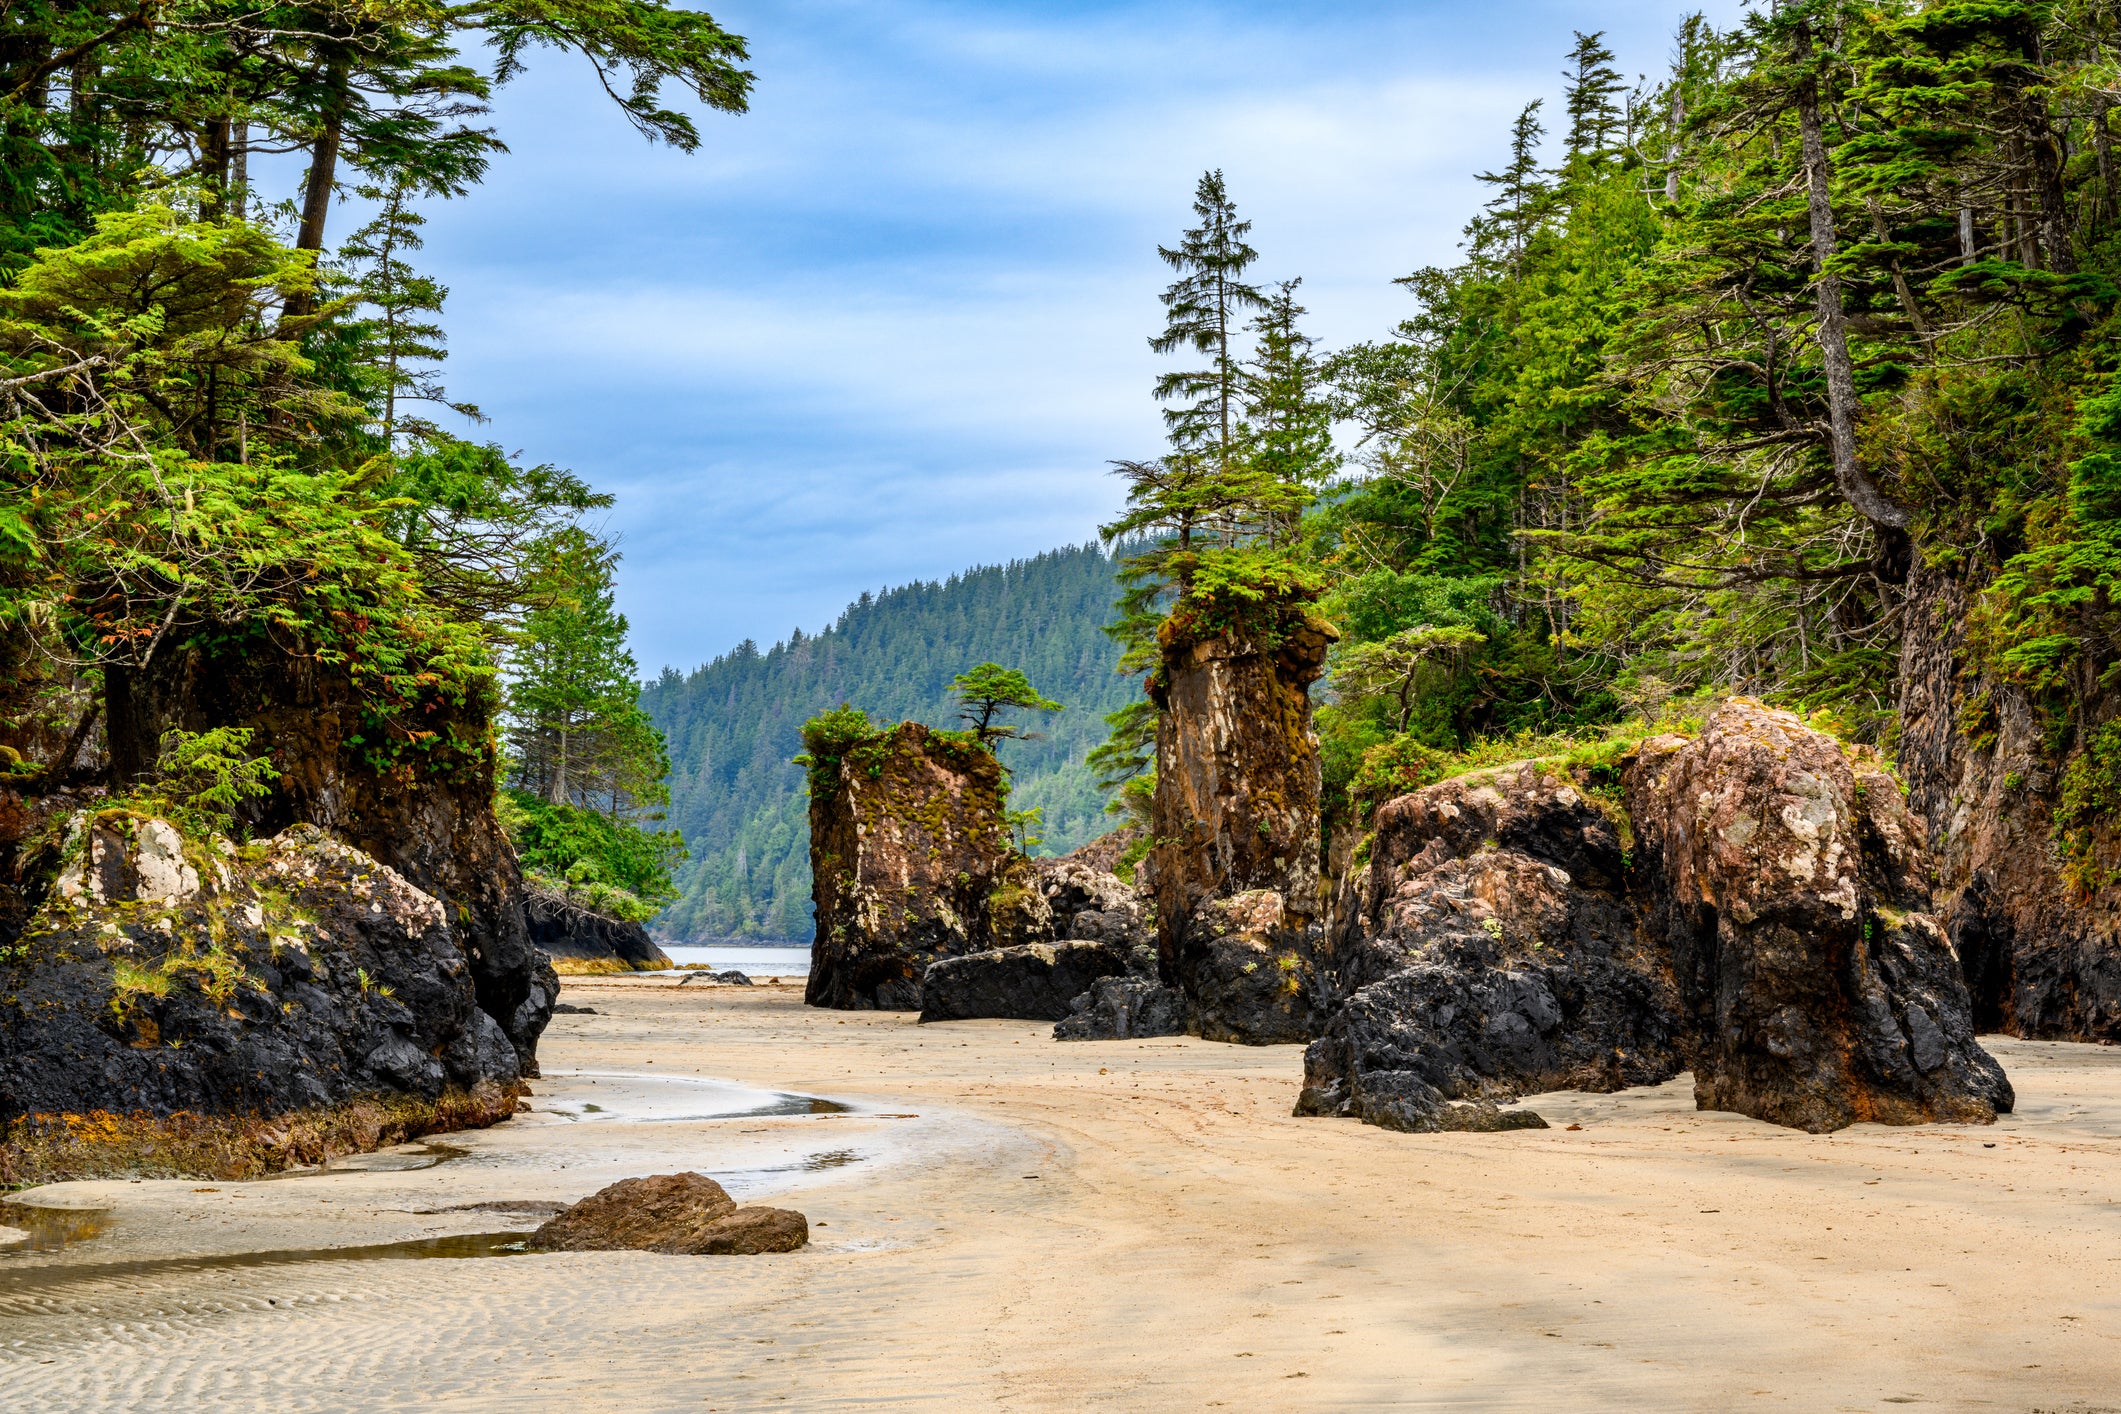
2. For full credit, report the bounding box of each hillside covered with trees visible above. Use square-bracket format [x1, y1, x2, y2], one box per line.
[643, 545, 1134, 941]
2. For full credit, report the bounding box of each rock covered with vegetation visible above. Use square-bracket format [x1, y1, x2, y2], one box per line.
[1899, 564, 2121, 1043]
[109, 646, 559, 1073]
[527, 1172, 808, 1256]
[1143, 595, 1336, 1043]
[523, 888, 671, 974]
[800, 713, 1029, 1009]
[914, 846, 1158, 1025]
[1626, 700, 2012, 1132]
[1298, 762, 1684, 1132]
[1302, 703, 2010, 1136]
[0, 813, 523, 1156]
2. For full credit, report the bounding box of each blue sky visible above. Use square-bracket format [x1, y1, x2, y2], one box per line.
[404, 0, 1748, 674]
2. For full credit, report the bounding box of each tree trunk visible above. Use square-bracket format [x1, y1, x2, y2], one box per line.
[284, 66, 346, 318]
[1792, 23, 1910, 533]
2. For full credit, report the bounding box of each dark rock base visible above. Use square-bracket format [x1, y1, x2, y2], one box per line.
[1053, 976, 1188, 1040]
[919, 941, 1129, 1023]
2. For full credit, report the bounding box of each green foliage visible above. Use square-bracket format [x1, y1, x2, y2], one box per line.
[498, 788, 683, 918]
[2056, 722, 2121, 894]
[949, 664, 1062, 745]
[503, 528, 672, 819]
[149, 728, 274, 834]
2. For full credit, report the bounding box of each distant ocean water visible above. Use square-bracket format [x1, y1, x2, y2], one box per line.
[657, 943, 812, 977]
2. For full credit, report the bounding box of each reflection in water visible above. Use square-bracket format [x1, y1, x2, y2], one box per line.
[0, 1202, 111, 1254]
[265, 1140, 470, 1181]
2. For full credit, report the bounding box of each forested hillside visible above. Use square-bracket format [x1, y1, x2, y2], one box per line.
[643, 545, 1133, 940]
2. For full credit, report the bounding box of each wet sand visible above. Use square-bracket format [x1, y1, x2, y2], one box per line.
[3, 979, 2119, 1412]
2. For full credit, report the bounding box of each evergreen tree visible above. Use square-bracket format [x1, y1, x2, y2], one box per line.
[951, 664, 1063, 745]
[1562, 30, 1627, 160]
[1470, 101, 1553, 267]
[504, 529, 668, 817]
[1150, 169, 1267, 474]
[338, 180, 476, 440]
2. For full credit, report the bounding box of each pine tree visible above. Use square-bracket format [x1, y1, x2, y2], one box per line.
[1150, 169, 1267, 471]
[1563, 31, 1627, 160]
[1470, 101, 1552, 267]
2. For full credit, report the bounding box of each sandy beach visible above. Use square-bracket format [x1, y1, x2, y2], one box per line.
[2, 977, 2118, 1412]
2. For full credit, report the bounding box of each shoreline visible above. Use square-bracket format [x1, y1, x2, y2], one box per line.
[2, 981, 2117, 1410]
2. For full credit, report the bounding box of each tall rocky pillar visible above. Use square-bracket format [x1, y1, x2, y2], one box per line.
[1147, 605, 1335, 1043]
[1897, 556, 2121, 1039]
[804, 721, 1038, 1010]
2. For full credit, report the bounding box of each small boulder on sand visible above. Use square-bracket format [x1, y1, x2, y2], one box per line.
[527, 1173, 808, 1255]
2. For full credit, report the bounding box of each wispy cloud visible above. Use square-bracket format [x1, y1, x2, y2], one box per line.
[409, 0, 1748, 670]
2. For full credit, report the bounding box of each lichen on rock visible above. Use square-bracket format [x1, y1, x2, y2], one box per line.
[0, 815, 526, 1169]
[1626, 698, 2013, 1132]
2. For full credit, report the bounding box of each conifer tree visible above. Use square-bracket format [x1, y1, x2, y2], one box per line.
[1150, 169, 1266, 472]
[505, 529, 670, 818]
[339, 180, 477, 440]
[1562, 31, 1627, 160]
[1470, 101, 1552, 267]
[1239, 279, 1338, 542]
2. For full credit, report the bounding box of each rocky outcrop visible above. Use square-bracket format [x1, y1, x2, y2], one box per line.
[1032, 857, 1156, 975]
[1060, 825, 1143, 877]
[1053, 976, 1188, 1040]
[524, 889, 671, 972]
[1148, 608, 1335, 1042]
[1898, 558, 2121, 1040]
[919, 940, 1129, 1023]
[1297, 763, 1684, 1132]
[916, 857, 1152, 1023]
[100, 641, 554, 1073]
[805, 722, 1023, 1010]
[0, 815, 523, 1125]
[1626, 699, 2013, 1132]
[527, 1172, 808, 1255]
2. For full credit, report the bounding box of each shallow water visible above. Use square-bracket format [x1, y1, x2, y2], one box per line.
[0, 1231, 535, 1307]
[535, 1070, 851, 1123]
[0, 1203, 111, 1254]
[657, 944, 811, 977]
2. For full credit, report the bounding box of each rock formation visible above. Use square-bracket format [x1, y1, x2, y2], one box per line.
[917, 856, 1152, 1023]
[1626, 699, 2013, 1131]
[100, 642, 554, 1072]
[527, 1172, 808, 1255]
[919, 940, 1129, 1023]
[804, 722, 1024, 1009]
[1053, 976, 1188, 1040]
[1147, 607, 1335, 1042]
[524, 888, 671, 973]
[1899, 559, 2121, 1040]
[1296, 763, 1685, 1131]
[1301, 702, 2010, 1136]
[0, 815, 522, 1126]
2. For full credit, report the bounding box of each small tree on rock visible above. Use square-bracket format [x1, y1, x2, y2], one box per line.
[950, 664, 1062, 746]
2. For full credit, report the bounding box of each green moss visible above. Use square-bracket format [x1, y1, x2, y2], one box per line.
[2056, 721, 2121, 894]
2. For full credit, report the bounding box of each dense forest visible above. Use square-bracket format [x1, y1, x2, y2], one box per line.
[1087, 2, 2121, 909]
[644, 546, 1134, 941]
